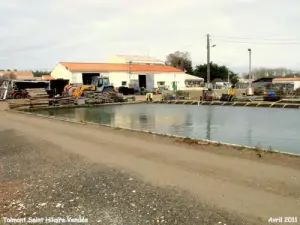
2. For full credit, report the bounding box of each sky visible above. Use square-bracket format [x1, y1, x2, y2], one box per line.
[0, 0, 300, 74]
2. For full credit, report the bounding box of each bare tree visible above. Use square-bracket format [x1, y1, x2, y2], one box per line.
[166, 51, 194, 74]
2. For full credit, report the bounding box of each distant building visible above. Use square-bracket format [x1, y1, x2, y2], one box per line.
[252, 77, 300, 90]
[239, 78, 255, 84]
[50, 55, 203, 91]
[41, 75, 55, 80]
[273, 77, 300, 90]
[0, 70, 34, 80]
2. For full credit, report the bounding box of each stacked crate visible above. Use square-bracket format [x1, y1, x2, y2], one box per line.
[296, 88, 300, 96]
[8, 99, 31, 109]
[9, 88, 49, 109]
[27, 88, 49, 108]
[58, 97, 75, 105]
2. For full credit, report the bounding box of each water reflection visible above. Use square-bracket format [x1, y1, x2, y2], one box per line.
[139, 114, 148, 124]
[206, 106, 213, 140]
[37, 104, 300, 154]
[247, 128, 253, 146]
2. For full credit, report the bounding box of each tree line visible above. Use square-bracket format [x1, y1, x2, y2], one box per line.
[242, 68, 300, 79]
[165, 51, 300, 84]
[0, 69, 50, 77]
[165, 51, 239, 84]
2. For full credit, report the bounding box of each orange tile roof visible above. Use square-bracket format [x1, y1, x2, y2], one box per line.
[60, 62, 182, 73]
[42, 75, 54, 80]
[12, 70, 34, 77]
[273, 77, 300, 81]
[0, 70, 34, 80]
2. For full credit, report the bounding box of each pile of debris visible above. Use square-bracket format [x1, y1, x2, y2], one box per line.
[58, 97, 75, 105]
[48, 96, 75, 106]
[8, 88, 49, 109]
[84, 91, 119, 104]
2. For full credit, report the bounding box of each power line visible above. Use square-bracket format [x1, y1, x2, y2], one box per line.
[212, 39, 300, 45]
[212, 35, 300, 41]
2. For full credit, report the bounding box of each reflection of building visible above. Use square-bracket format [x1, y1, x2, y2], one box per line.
[112, 112, 141, 128]
[153, 114, 185, 126]
[112, 109, 188, 129]
[74, 109, 85, 121]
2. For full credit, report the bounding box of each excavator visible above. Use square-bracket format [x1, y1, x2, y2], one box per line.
[64, 76, 115, 98]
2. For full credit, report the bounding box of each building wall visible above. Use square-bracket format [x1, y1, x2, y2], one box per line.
[295, 81, 300, 89]
[51, 63, 72, 82]
[71, 72, 84, 84]
[154, 73, 186, 90]
[273, 80, 300, 90]
[107, 72, 132, 87]
[52, 68, 187, 90]
[107, 72, 186, 90]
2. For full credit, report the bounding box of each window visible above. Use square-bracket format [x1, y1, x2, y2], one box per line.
[157, 81, 165, 86]
[184, 80, 203, 88]
[122, 81, 127, 86]
[103, 78, 109, 86]
[98, 78, 103, 87]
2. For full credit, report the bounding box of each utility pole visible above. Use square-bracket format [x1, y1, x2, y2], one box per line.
[227, 70, 230, 94]
[128, 61, 132, 87]
[207, 34, 211, 88]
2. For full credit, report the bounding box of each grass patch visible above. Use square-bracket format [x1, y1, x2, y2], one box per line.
[214, 142, 222, 147]
[183, 137, 192, 141]
[234, 146, 245, 150]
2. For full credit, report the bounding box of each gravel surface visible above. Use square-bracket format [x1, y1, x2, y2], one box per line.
[0, 129, 250, 225]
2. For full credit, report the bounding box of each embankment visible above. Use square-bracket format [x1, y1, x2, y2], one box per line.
[1, 108, 300, 224]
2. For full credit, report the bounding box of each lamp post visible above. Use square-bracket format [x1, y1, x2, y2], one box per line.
[248, 48, 252, 87]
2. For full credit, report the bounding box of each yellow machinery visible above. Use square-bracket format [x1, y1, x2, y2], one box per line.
[64, 76, 114, 98]
[72, 85, 96, 98]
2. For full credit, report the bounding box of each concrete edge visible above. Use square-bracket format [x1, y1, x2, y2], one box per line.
[85, 122, 300, 158]
[9, 100, 146, 112]
[9, 109, 300, 159]
[152, 100, 300, 109]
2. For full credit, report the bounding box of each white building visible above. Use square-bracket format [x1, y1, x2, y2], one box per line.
[51, 55, 204, 91]
[272, 77, 300, 90]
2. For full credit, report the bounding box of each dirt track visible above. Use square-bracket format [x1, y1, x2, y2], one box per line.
[0, 102, 300, 224]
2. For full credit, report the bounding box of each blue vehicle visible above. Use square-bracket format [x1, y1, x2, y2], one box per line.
[263, 89, 281, 101]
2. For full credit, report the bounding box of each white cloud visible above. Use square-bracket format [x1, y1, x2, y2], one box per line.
[0, 0, 299, 73]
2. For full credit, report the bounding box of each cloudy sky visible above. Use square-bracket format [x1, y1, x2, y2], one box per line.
[0, 0, 300, 73]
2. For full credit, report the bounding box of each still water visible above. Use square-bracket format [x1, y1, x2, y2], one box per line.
[38, 104, 300, 154]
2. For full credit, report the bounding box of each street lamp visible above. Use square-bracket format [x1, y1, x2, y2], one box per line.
[248, 48, 252, 87]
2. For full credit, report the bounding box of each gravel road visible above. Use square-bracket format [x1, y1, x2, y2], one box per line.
[0, 103, 300, 224]
[0, 130, 249, 225]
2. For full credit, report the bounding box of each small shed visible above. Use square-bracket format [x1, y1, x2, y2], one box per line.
[183, 74, 204, 89]
[273, 77, 300, 90]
